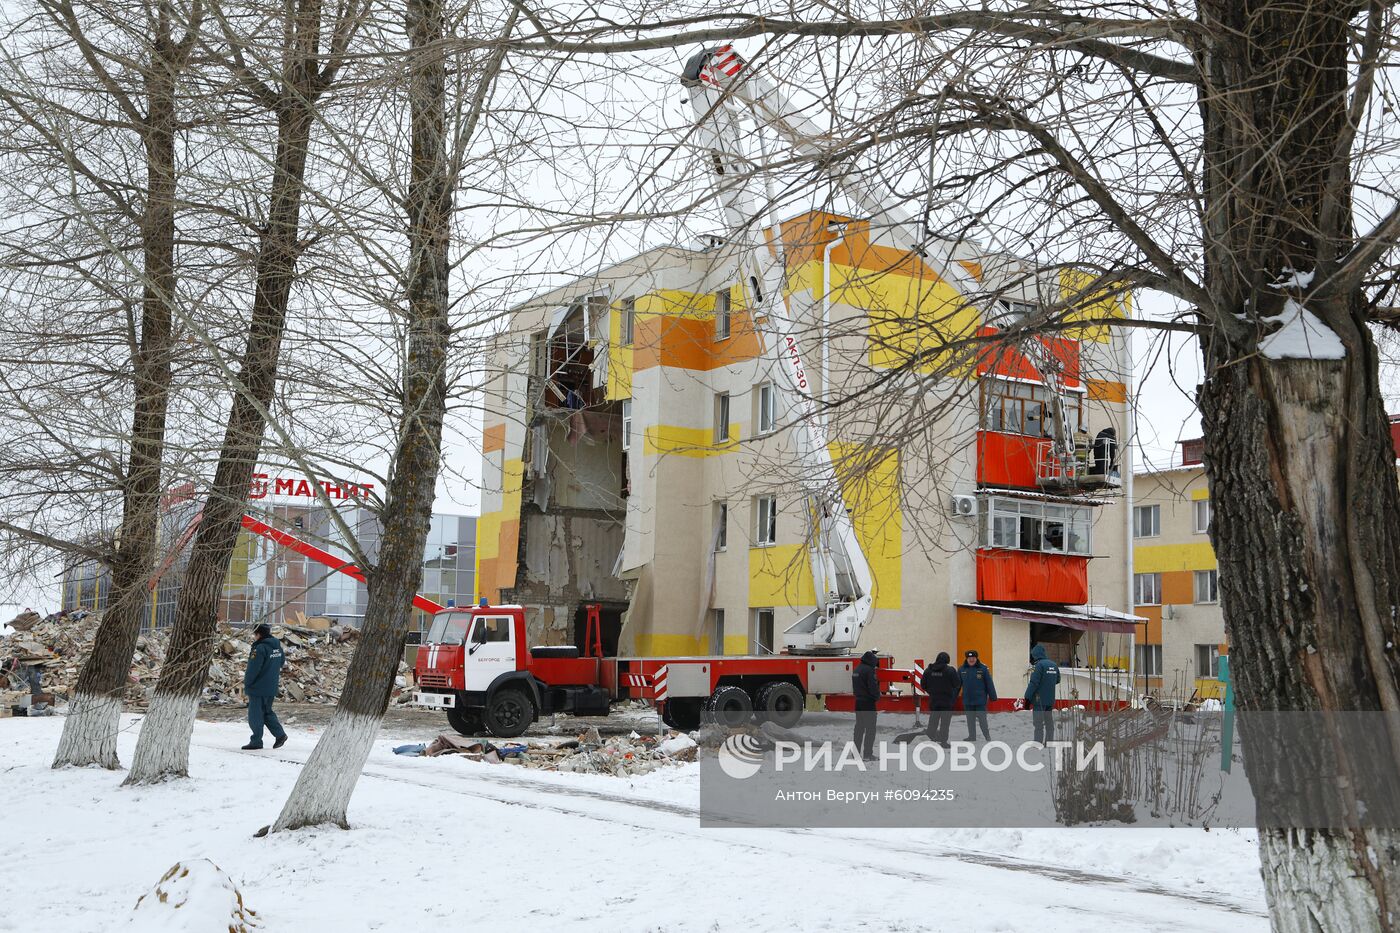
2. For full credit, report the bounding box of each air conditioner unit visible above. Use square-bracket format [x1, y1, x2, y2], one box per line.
[950, 494, 978, 517]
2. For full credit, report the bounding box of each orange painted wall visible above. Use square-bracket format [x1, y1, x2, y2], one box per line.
[1134, 605, 1163, 644]
[976, 549, 1088, 604]
[631, 303, 763, 375]
[1161, 571, 1194, 605]
[956, 607, 995, 669]
[482, 424, 505, 453]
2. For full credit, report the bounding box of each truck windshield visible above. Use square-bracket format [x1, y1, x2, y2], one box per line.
[426, 611, 473, 645]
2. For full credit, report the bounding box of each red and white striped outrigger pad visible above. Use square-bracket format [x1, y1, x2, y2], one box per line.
[681, 43, 747, 89]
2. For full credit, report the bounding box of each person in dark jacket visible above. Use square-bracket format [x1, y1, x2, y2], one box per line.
[851, 649, 880, 760]
[1025, 644, 1061, 744]
[919, 652, 961, 746]
[242, 623, 287, 750]
[959, 650, 997, 741]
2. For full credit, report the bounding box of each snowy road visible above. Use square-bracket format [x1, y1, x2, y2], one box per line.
[1, 715, 1269, 932]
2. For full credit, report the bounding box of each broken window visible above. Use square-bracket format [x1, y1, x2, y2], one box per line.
[714, 502, 727, 551]
[756, 382, 776, 434]
[621, 399, 632, 451]
[755, 495, 777, 546]
[980, 497, 1091, 556]
[980, 376, 1083, 437]
[712, 608, 726, 655]
[752, 608, 775, 654]
[714, 392, 730, 444]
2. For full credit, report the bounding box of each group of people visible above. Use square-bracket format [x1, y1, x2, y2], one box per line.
[851, 644, 1062, 759]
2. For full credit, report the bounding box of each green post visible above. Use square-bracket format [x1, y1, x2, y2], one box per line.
[1218, 655, 1234, 773]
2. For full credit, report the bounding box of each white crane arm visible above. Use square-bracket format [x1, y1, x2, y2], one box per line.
[682, 48, 874, 653]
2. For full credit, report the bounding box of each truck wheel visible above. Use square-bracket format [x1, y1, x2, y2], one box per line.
[756, 681, 804, 728]
[484, 687, 534, 738]
[446, 702, 482, 736]
[662, 698, 702, 731]
[705, 685, 753, 728]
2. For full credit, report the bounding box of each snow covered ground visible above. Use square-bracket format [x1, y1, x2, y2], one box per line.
[1, 714, 1269, 932]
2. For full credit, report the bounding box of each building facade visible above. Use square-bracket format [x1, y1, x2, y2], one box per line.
[476, 212, 1140, 697]
[1131, 440, 1227, 702]
[62, 490, 476, 632]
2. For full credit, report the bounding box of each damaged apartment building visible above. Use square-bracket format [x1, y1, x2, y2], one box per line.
[476, 211, 1142, 693]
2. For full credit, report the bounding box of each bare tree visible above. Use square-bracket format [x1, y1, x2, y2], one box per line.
[267, 1, 517, 832]
[122, 0, 368, 783]
[0, 0, 204, 769]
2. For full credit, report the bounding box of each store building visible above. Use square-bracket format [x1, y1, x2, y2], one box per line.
[61, 479, 476, 632]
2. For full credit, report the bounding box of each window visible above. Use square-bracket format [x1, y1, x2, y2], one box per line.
[714, 392, 730, 444]
[620, 297, 635, 346]
[1194, 569, 1219, 604]
[1195, 643, 1221, 679]
[980, 496, 1092, 556]
[754, 495, 777, 546]
[1133, 504, 1160, 538]
[1134, 572, 1162, 606]
[715, 290, 731, 339]
[714, 502, 727, 552]
[1135, 643, 1163, 677]
[1193, 498, 1212, 535]
[752, 608, 775, 655]
[711, 608, 726, 655]
[621, 399, 632, 451]
[472, 616, 511, 643]
[980, 376, 1083, 437]
[756, 382, 776, 434]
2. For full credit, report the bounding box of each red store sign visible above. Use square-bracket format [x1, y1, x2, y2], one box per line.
[249, 473, 375, 502]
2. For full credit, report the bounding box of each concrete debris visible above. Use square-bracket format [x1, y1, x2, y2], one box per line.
[413, 727, 700, 776]
[0, 610, 400, 709]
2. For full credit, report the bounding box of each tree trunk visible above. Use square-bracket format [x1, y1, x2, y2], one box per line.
[54, 12, 184, 769]
[268, 0, 450, 830]
[1195, 3, 1400, 928]
[125, 99, 314, 784]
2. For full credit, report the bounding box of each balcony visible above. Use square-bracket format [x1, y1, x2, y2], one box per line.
[976, 548, 1088, 604]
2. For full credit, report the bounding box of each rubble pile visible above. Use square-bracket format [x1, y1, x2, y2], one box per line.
[1, 609, 400, 708]
[400, 725, 699, 776]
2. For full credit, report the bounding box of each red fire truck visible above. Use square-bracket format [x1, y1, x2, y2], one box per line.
[411, 603, 912, 737]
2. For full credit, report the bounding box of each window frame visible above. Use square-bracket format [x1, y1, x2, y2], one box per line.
[1133, 572, 1162, 606]
[756, 381, 776, 434]
[1193, 498, 1212, 535]
[752, 607, 775, 655]
[714, 290, 731, 340]
[979, 375, 1084, 438]
[1195, 643, 1221, 679]
[620, 297, 635, 347]
[714, 502, 727, 552]
[754, 495, 777, 547]
[620, 399, 632, 452]
[1133, 504, 1161, 538]
[980, 496, 1092, 556]
[714, 392, 731, 445]
[1135, 643, 1163, 677]
[1194, 569, 1219, 604]
[711, 608, 726, 655]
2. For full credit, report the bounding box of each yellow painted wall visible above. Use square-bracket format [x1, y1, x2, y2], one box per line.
[1135, 542, 1217, 574]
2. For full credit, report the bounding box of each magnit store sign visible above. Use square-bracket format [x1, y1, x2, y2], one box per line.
[248, 473, 375, 503]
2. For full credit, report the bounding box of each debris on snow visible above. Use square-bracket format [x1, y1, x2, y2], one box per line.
[1258, 298, 1346, 361]
[0, 610, 397, 708]
[409, 727, 700, 775]
[126, 859, 260, 932]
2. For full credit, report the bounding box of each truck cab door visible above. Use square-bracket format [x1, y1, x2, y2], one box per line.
[464, 614, 518, 691]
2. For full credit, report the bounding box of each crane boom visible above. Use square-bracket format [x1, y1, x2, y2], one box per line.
[682, 49, 874, 653]
[686, 45, 1080, 478]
